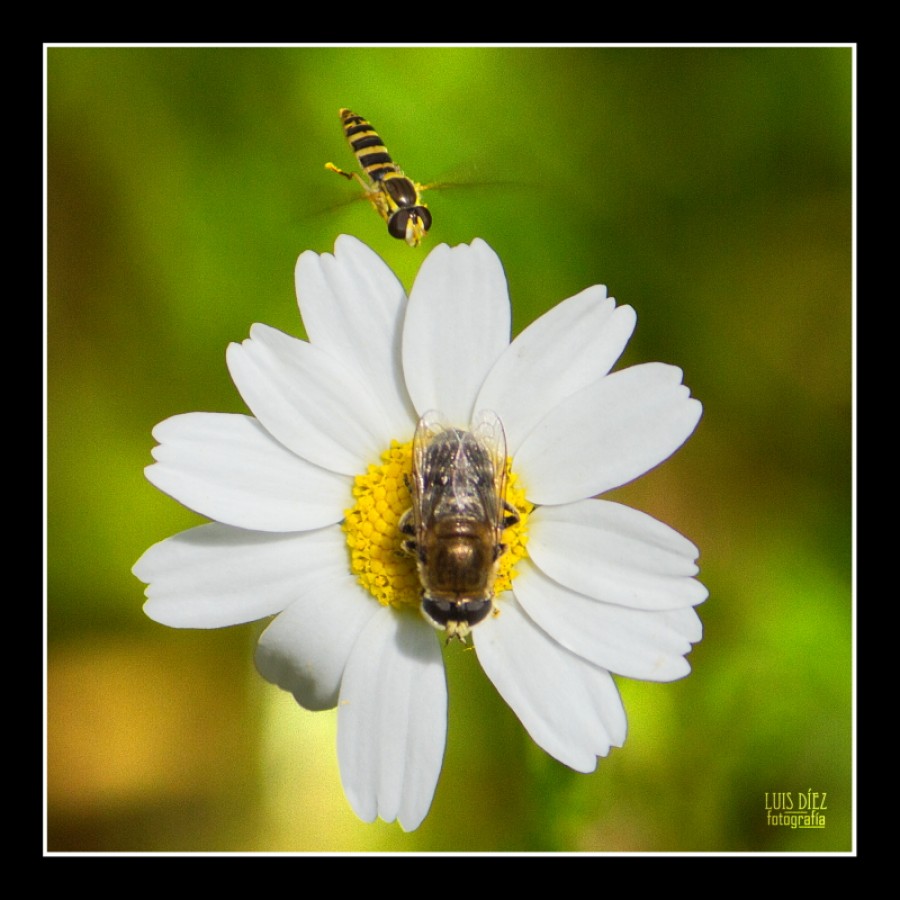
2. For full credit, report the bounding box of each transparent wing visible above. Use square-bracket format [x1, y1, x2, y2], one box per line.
[411, 410, 456, 534]
[468, 410, 508, 537]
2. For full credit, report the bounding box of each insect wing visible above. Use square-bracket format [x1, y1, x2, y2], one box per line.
[410, 411, 454, 535]
[410, 410, 507, 538]
[468, 410, 509, 537]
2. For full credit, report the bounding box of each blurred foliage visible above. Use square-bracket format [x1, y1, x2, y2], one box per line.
[46, 45, 852, 853]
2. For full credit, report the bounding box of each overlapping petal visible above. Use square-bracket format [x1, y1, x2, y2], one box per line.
[475, 595, 627, 772]
[527, 499, 708, 610]
[513, 362, 703, 504]
[513, 559, 701, 681]
[227, 324, 394, 475]
[146, 413, 350, 531]
[254, 574, 381, 711]
[337, 610, 446, 831]
[295, 235, 416, 436]
[476, 288, 636, 454]
[402, 240, 511, 426]
[134, 522, 349, 628]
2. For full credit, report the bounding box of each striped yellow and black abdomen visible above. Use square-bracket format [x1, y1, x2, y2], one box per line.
[339, 108, 400, 183]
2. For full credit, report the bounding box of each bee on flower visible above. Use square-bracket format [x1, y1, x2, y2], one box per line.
[134, 236, 706, 831]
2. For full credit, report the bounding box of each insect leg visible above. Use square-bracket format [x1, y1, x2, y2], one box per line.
[325, 162, 370, 190]
[502, 501, 520, 530]
[397, 509, 418, 558]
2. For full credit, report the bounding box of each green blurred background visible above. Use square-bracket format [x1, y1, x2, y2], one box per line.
[46, 46, 852, 852]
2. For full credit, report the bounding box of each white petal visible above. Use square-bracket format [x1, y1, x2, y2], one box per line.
[337, 609, 446, 831]
[255, 574, 380, 712]
[402, 240, 511, 426]
[474, 596, 626, 772]
[514, 363, 703, 504]
[134, 522, 350, 628]
[476, 289, 637, 453]
[145, 413, 351, 532]
[295, 236, 417, 436]
[513, 559, 701, 681]
[527, 499, 708, 610]
[227, 324, 396, 475]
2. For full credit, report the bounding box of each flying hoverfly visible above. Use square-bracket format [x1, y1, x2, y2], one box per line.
[399, 410, 520, 643]
[325, 108, 432, 247]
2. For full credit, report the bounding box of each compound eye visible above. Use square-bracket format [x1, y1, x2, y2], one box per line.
[421, 597, 493, 630]
[388, 208, 412, 240]
[388, 207, 432, 243]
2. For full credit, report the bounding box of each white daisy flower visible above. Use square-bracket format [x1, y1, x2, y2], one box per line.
[133, 236, 706, 832]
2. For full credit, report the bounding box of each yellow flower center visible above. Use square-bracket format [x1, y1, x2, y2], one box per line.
[342, 439, 533, 616]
